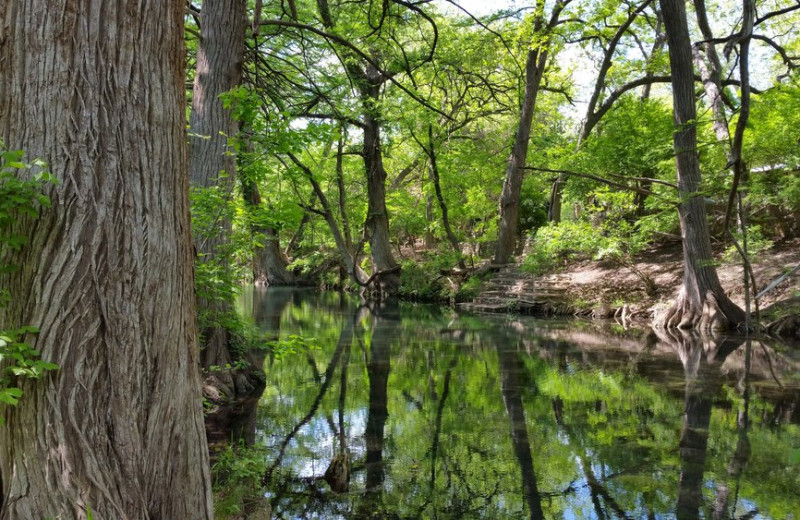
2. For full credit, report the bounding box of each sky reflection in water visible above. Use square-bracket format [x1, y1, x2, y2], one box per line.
[241, 287, 800, 520]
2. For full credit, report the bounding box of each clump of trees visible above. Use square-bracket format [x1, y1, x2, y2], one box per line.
[190, 0, 799, 332]
[1, 0, 799, 514]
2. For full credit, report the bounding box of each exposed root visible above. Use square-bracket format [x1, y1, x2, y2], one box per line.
[654, 290, 744, 330]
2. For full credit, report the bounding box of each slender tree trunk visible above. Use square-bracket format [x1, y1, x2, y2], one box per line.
[655, 0, 744, 329]
[0, 2, 213, 518]
[288, 154, 368, 285]
[693, 0, 755, 234]
[425, 194, 436, 249]
[188, 0, 246, 380]
[336, 126, 354, 252]
[692, 0, 731, 144]
[495, 47, 547, 264]
[427, 125, 465, 267]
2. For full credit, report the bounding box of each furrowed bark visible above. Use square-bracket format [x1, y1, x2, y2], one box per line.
[0, 1, 213, 518]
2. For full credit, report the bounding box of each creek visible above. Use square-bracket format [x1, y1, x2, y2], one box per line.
[239, 287, 800, 519]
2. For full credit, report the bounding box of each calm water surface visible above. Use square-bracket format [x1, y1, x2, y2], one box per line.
[240, 287, 800, 519]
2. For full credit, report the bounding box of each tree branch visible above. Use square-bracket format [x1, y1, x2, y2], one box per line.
[260, 19, 454, 121]
[523, 166, 677, 193]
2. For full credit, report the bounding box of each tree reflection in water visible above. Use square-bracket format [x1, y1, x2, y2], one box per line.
[246, 288, 800, 519]
[497, 340, 545, 519]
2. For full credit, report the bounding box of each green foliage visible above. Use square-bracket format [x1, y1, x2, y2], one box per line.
[522, 221, 612, 274]
[398, 260, 445, 301]
[266, 334, 320, 358]
[0, 143, 56, 256]
[398, 251, 464, 302]
[455, 272, 486, 303]
[722, 225, 774, 264]
[0, 328, 58, 419]
[190, 184, 251, 330]
[0, 142, 59, 421]
[212, 442, 269, 518]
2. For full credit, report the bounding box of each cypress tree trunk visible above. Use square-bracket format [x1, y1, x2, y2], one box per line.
[0, 1, 213, 518]
[362, 84, 400, 295]
[188, 0, 246, 388]
[656, 0, 744, 329]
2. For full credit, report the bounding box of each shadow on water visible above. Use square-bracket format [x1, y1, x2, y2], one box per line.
[243, 288, 800, 519]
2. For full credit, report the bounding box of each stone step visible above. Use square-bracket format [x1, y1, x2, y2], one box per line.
[457, 302, 514, 313]
[485, 281, 566, 291]
[474, 297, 515, 305]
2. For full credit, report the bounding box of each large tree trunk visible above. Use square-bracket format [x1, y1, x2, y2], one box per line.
[361, 78, 400, 295]
[656, 0, 744, 329]
[188, 0, 246, 390]
[314, 0, 400, 297]
[495, 48, 547, 264]
[0, 2, 213, 518]
[190, 0, 270, 445]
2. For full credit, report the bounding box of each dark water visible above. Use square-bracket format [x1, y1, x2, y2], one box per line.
[240, 287, 800, 520]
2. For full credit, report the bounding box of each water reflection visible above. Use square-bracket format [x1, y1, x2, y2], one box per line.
[245, 288, 800, 519]
[497, 340, 545, 519]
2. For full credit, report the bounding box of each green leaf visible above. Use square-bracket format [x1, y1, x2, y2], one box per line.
[3, 387, 22, 397]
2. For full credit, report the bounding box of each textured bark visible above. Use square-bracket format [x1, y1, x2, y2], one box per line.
[259, 227, 295, 286]
[362, 86, 400, 294]
[189, 0, 246, 375]
[0, 2, 213, 518]
[655, 0, 744, 329]
[495, 47, 547, 264]
[189, 0, 245, 190]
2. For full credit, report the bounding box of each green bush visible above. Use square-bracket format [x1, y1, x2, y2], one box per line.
[398, 251, 464, 302]
[522, 221, 610, 274]
[722, 225, 774, 264]
[212, 442, 269, 518]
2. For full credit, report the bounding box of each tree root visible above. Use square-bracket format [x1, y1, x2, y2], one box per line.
[654, 290, 744, 330]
